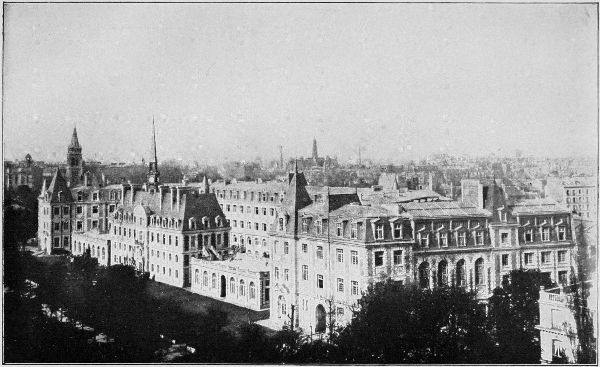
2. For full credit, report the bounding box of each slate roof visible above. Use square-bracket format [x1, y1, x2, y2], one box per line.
[401, 201, 492, 219]
[509, 198, 570, 215]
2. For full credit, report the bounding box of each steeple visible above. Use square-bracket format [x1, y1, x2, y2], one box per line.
[147, 117, 160, 186]
[66, 126, 83, 187]
[312, 137, 318, 161]
[69, 126, 81, 149]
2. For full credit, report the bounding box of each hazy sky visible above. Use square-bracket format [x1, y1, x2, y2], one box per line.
[3, 3, 598, 164]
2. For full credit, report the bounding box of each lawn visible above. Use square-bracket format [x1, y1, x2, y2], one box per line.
[145, 281, 269, 331]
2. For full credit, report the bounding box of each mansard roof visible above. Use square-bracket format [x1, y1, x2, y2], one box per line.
[118, 186, 226, 230]
[400, 201, 492, 219]
[329, 203, 394, 220]
[509, 198, 570, 216]
[45, 168, 73, 202]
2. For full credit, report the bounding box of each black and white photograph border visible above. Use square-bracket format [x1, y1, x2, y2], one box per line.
[2, 0, 598, 364]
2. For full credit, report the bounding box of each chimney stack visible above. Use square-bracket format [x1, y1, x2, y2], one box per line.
[176, 186, 181, 211]
[170, 186, 174, 211]
[159, 186, 163, 211]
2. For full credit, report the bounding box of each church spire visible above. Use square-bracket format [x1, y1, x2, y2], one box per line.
[69, 126, 81, 149]
[147, 117, 160, 186]
[312, 137, 318, 161]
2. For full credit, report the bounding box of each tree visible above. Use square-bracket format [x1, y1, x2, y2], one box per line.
[487, 269, 556, 364]
[332, 280, 493, 363]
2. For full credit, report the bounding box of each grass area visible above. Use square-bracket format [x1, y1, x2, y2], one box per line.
[146, 281, 269, 331]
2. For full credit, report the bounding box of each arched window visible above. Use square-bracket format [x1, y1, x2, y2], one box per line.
[233, 235, 237, 243]
[418, 262, 430, 289]
[239, 279, 245, 296]
[247, 236, 252, 245]
[230, 277, 236, 294]
[456, 259, 466, 286]
[315, 304, 326, 332]
[262, 239, 267, 247]
[475, 258, 485, 285]
[203, 271, 209, 287]
[249, 282, 256, 299]
[102, 247, 105, 259]
[212, 273, 217, 288]
[194, 269, 199, 284]
[175, 255, 178, 263]
[437, 260, 448, 287]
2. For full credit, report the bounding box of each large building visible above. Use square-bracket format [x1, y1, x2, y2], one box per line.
[263, 170, 577, 332]
[4, 153, 44, 191]
[545, 176, 597, 219]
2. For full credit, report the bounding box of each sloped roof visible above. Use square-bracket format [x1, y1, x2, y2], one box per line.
[509, 198, 570, 215]
[401, 201, 491, 219]
[329, 203, 394, 219]
[46, 168, 73, 202]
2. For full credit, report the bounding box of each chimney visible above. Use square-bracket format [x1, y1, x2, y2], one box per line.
[428, 172, 433, 191]
[170, 186, 174, 211]
[130, 184, 134, 206]
[120, 184, 125, 205]
[159, 186, 163, 211]
[176, 186, 181, 211]
[84, 172, 88, 187]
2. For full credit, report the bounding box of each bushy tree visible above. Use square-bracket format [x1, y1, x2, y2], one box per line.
[487, 269, 556, 363]
[332, 280, 493, 364]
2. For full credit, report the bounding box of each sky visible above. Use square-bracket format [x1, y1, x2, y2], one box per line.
[3, 3, 598, 164]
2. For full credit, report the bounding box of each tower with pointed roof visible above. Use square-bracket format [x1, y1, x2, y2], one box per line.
[38, 168, 73, 254]
[147, 118, 160, 186]
[66, 127, 83, 187]
[312, 137, 318, 162]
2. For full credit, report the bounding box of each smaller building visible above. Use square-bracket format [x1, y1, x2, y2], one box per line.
[190, 255, 270, 311]
[537, 283, 596, 364]
[71, 231, 112, 267]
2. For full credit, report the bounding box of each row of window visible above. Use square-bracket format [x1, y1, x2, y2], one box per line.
[522, 227, 567, 242]
[194, 271, 258, 300]
[215, 189, 282, 203]
[566, 188, 591, 196]
[231, 220, 268, 232]
[149, 263, 179, 279]
[76, 190, 120, 202]
[417, 230, 485, 247]
[274, 266, 361, 295]
[225, 205, 276, 217]
[523, 250, 568, 266]
[233, 235, 267, 247]
[566, 196, 590, 204]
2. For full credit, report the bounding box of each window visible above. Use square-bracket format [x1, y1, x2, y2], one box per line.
[440, 232, 448, 247]
[501, 254, 509, 267]
[552, 339, 565, 358]
[230, 278, 236, 294]
[316, 246, 323, 259]
[63, 206, 69, 215]
[255, 207, 259, 215]
[302, 265, 308, 280]
[351, 223, 358, 239]
[254, 223, 259, 230]
[558, 250, 567, 263]
[351, 280, 359, 295]
[336, 248, 344, 263]
[524, 252, 534, 265]
[351, 250, 358, 265]
[270, 208, 275, 216]
[212, 274, 217, 288]
[278, 218, 284, 231]
[316, 220, 323, 235]
[262, 223, 267, 231]
[317, 274, 324, 289]
[301, 218, 309, 233]
[92, 192, 98, 201]
[375, 224, 384, 240]
[419, 233, 429, 247]
[524, 229, 533, 243]
[76, 205, 83, 214]
[501, 232, 509, 244]
[542, 227, 550, 242]
[558, 227, 566, 241]
[337, 307, 344, 316]
[284, 269, 289, 282]
[302, 243, 308, 253]
[394, 222, 402, 238]
[337, 278, 344, 292]
[77, 192, 83, 201]
[76, 221, 83, 231]
[249, 282, 256, 299]
[284, 242, 289, 255]
[374, 251, 384, 267]
[109, 204, 115, 213]
[92, 205, 98, 214]
[239, 280, 245, 296]
[336, 223, 343, 237]
[53, 207, 60, 215]
[275, 267, 280, 280]
[393, 250, 403, 265]
[541, 251, 551, 264]
[91, 220, 98, 229]
[475, 258, 484, 285]
[558, 271, 568, 284]
[54, 222, 60, 231]
[458, 232, 466, 246]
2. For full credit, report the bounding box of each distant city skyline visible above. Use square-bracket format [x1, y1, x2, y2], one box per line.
[3, 3, 598, 164]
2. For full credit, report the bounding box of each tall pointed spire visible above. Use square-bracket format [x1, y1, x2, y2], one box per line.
[147, 117, 160, 186]
[312, 137, 318, 161]
[69, 126, 80, 148]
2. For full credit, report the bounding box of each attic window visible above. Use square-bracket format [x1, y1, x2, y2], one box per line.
[78, 192, 83, 201]
[202, 217, 209, 228]
[189, 218, 196, 230]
